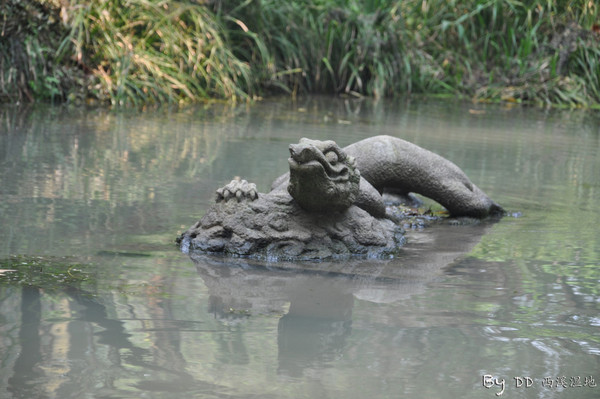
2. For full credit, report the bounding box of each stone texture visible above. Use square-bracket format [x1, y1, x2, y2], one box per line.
[344, 135, 503, 218]
[178, 135, 503, 260]
[178, 191, 405, 261]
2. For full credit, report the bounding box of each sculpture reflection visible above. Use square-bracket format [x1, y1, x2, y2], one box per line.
[191, 220, 496, 377]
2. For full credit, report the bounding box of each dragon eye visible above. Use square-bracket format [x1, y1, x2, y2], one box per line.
[324, 150, 338, 164]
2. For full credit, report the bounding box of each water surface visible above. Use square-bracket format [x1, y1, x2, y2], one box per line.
[0, 97, 599, 398]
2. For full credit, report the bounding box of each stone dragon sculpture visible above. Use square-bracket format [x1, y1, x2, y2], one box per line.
[178, 135, 503, 260]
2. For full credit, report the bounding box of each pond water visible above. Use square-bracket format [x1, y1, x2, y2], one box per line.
[0, 97, 598, 399]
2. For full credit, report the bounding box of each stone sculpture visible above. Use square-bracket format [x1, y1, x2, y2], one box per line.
[178, 135, 503, 260]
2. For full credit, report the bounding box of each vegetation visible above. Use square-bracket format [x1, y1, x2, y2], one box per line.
[1, 0, 599, 106]
[0, 0, 80, 102]
[0, 255, 97, 291]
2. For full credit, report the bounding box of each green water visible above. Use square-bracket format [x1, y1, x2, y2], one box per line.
[0, 97, 598, 398]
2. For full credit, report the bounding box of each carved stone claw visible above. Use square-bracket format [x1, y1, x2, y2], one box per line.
[216, 178, 258, 203]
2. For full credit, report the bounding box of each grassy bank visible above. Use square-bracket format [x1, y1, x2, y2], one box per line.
[2, 0, 599, 106]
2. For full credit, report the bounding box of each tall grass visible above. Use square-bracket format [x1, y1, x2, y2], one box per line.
[0, 0, 83, 102]
[221, 0, 435, 98]
[3, 0, 600, 106]
[220, 0, 600, 105]
[63, 0, 256, 105]
[417, 0, 600, 106]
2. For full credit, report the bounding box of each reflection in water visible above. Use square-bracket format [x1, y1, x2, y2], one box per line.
[0, 103, 252, 257]
[192, 221, 495, 378]
[277, 283, 353, 377]
[2, 278, 231, 398]
[1, 220, 496, 398]
[8, 287, 47, 399]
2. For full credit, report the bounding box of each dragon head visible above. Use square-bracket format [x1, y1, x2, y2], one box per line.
[287, 138, 360, 213]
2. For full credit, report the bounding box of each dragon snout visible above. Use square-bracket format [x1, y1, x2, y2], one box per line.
[288, 143, 300, 158]
[289, 143, 314, 163]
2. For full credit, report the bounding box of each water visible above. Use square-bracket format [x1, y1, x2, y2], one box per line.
[0, 97, 598, 398]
